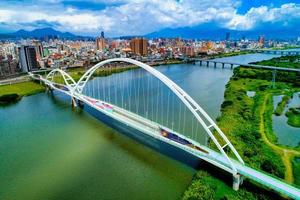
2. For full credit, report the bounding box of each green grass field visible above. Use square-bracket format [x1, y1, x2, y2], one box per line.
[0, 81, 45, 97]
[254, 55, 300, 69]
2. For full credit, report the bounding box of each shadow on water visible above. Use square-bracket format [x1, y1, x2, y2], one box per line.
[49, 91, 199, 169]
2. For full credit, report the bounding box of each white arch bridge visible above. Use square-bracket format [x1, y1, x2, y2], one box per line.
[30, 58, 300, 199]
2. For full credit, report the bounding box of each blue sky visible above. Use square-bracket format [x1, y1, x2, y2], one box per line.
[0, 0, 299, 36]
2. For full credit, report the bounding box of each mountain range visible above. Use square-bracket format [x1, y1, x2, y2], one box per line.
[0, 28, 91, 40]
[0, 26, 299, 40]
[145, 24, 300, 40]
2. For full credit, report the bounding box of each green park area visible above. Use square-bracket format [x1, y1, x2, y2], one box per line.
[183, 59, 300, 199]
[253, 55, 300, 69]
[0, 81, 45, 105]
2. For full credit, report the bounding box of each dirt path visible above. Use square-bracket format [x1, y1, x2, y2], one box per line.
[260, 94, 300, 184]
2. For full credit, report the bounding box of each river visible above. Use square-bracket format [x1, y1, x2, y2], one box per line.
[0, 53, 282, 200]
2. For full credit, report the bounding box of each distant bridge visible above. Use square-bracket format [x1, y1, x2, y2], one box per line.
[30, 58, 300, 199]
[188, 58, 300, 72]
[249, 49, 300, 55]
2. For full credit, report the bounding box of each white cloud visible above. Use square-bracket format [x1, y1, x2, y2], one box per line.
[227, 3, 300, 30]
[0, 1, 300, 36]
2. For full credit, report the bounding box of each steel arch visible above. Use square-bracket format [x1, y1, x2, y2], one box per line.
[74, 58, 244, 174]
[46, 68, 76, 90]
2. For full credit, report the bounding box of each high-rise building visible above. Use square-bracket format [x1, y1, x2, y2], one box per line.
[96, 31, 106, 51]
[130, 38, 148, 56]
[226, 32, 230, 41]
[33, 40, 44, 60]
[19, 46, 39, 72]
[96, 38, 106, 51]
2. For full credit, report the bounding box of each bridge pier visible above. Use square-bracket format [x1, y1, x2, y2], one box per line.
[206, 61, 209, 67]
[222, 63, 225, 68]
[232, 174, 241, 191]
[199, 60, 202, 66]
[71, 97, 77, 108]
[230, 64, 233, 69]
[214, 62, 217, 68]
[45, 85, 53, 93]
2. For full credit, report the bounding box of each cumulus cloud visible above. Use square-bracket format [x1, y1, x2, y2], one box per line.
[0, 0, 299, 36]
[227, 3, 300, 30]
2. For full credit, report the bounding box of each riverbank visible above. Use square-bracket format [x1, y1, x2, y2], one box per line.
[207, 50, 252, 59]
[252, 55, 300, 69]
[270, 46, 300, 50]
[0, 81, 45, 105]
[62, 59, 184, 82]
[182, 66, 300, 199]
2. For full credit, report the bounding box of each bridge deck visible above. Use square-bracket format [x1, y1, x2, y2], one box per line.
[77, 94, 300, 200]
[191, 59, 300, 72]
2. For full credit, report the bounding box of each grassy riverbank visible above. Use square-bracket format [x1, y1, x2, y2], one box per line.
[207, 50, 251, 59]
[182, 166, 284, 200]
[253, 55, 300, 69]
[0, 81, 45, 96]
[0, 81, 45, 105]
[270, 46, 300, 50]
[182, 66, 300, 199]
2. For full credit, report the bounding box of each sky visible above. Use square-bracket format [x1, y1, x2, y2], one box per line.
[0, 0, 299, 36]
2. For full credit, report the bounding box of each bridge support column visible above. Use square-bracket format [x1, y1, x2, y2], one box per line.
[199, 60, 202, 66]
[214, 62, 217, 68]
[71, 97, 77, 108]
[230, 64, 233, 69]
[232, 174, 241, 191]
[46, 86, 53, 93]
[206, 61, 209, 67]
[222, 63, 225, 68]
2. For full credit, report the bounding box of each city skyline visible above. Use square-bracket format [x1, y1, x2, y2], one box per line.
[0, 0, 300, 37]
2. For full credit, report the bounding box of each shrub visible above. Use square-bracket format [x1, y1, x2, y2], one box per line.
[0, 93, 21, 105]
[221, 100, 233, 109]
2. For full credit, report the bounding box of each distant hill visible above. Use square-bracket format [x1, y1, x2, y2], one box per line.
[145, 25, 300, 40]
[0, 28, 92, 40]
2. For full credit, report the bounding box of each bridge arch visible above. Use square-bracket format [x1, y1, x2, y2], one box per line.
[46, 68, 76, 91]
[74, 58, 244, 174]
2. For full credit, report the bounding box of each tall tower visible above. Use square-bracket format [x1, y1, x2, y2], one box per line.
[96, 31, 106, 51]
